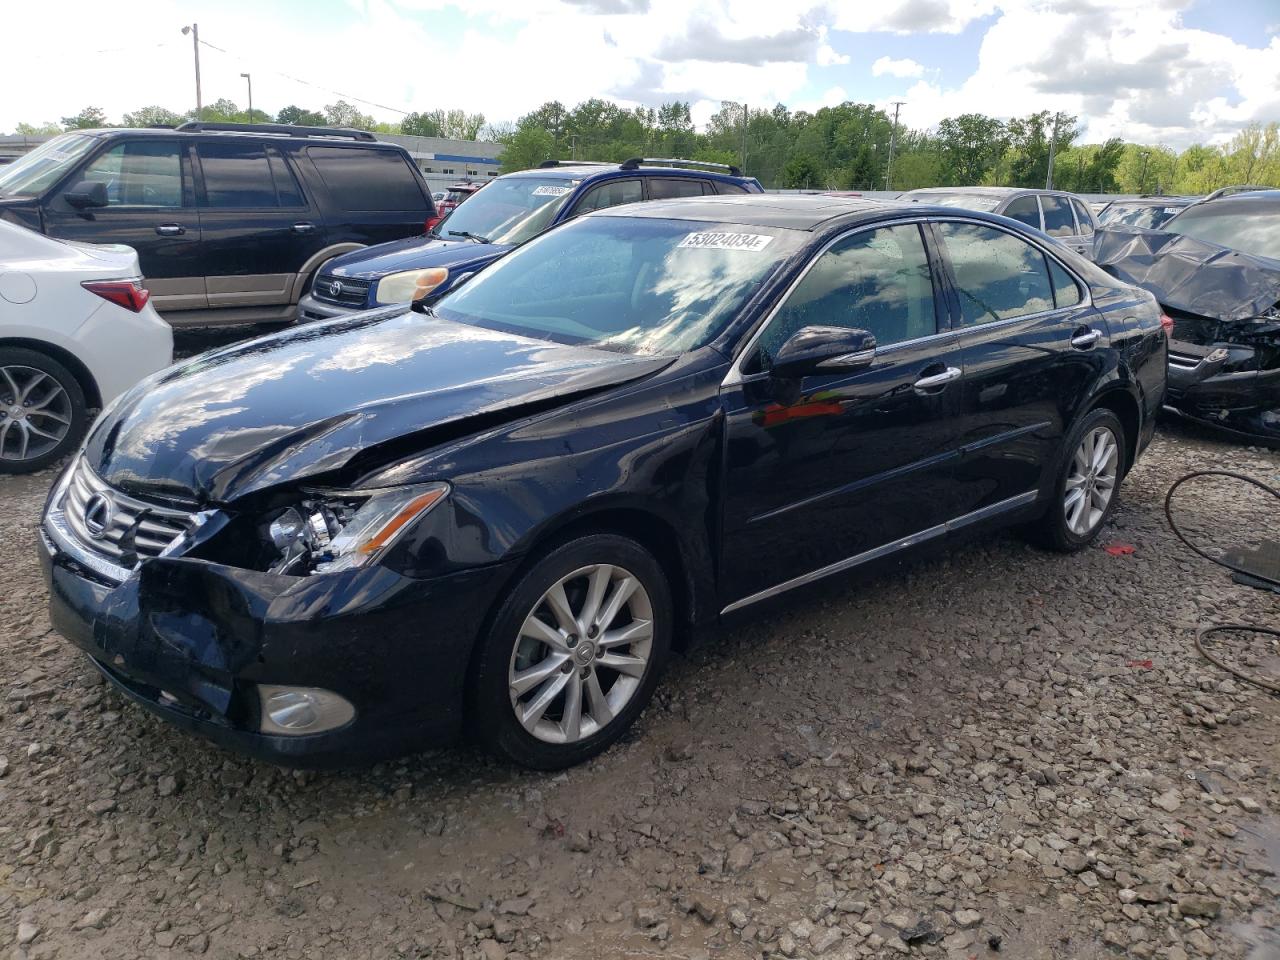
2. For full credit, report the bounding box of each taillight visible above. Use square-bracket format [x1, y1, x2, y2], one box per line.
[1160, 313, 1174, 336]
[425, 216, 442, 234]
[82, 279, 150, 313]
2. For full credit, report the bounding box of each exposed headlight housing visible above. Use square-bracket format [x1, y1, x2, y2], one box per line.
[264, 482, 449, 576]
[374, 267, 449, 304]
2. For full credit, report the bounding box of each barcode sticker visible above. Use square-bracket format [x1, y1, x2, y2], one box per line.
[532, 185, 574, 197]
[677, 232, 774, 251]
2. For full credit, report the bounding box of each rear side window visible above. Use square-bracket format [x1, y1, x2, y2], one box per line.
[1040, 195, 1075, 237]
[758, 223, 938, 366]
[307, 147, 427, 211]
[937, 222, 1055, 325]
[1048, 258, 1082, 307]
[79, 141, 183, 208]
[573, 178, 643, 214]
[198, 142, 277, 208]
[1002, 195, 1041, 229]
[648, 178, 707, 200]
[1070, 198, 1094, 235]
[268, 151, 306, 207]
[714, 182, 751, 195]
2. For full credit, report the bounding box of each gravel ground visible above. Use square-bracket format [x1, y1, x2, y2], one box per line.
[2, 419, 1278, 960]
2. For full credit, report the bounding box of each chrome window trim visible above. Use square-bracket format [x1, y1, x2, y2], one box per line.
[721, 489, 1039, 614]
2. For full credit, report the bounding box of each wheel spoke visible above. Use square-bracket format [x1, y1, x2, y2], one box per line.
[561, 674, 583, 741]
[584, 670, 612, 726]
[511, 653, 570, 696]
[1090, 487, 1110, 511]
[29, 389, 67, 412]
[597, 652, 646, 678]
[1064, 473, 1086, 491]
[594, 576, 638, 632]
[520, 672, 570, 731]
[1066, 493, 1086, 533]
[0, 420, 13, 458]
[1091, 432, 1113, 472]
[544, 582, 580, 634]
[17, 421, 30, 460]
[17, 372, 47, 404]
[599, 618, 652, 649]
[28, 410, 70, 426]
[24, 423, 59, 442]
[520, 614, 569, 653]
[0, 367, 20, 400]
[578, 565, 612, 633]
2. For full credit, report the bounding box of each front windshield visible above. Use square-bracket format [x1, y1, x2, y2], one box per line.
[434, 214, 803, 355]
[903, 192, 1003, 212]
[437, 175, 579, 245]
[0, 134, 98, 199]
[1166, 205, 1280, 262]
[1103, 204, 1182, 229]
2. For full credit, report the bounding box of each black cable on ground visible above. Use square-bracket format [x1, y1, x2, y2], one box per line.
[1195, 625, 1280, 695]
[1164, 470, 1280, 587]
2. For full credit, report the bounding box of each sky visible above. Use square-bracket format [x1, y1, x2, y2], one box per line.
[2, 0, 1278, 149]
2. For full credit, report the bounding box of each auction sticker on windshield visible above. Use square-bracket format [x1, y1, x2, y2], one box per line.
[677, 232, 774, 251]
[532, 185, 574, 197]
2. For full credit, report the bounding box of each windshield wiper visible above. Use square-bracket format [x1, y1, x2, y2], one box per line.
[448, 230, 491, 244]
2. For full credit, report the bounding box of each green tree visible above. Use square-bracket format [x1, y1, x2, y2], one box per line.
[122, 105, 183, 128]
[401, 111, 442, 137]
[323, 100, 376, 130]
[61, 106, 109, 130]
[277, 105, 326, 126]
[781, 155, 823, 189]
[498, 125, 555, 172]
[935, 114, 1007, 186]
[1115, 144, 1178, 194]
[15, 121, 62, 136]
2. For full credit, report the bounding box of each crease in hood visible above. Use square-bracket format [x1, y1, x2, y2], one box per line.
[85, 309, 670, 504]
[1092, 225, 1280, 323]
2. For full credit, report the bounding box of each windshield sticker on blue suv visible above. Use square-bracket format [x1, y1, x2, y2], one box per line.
[532, 185, 574, 197]
[677, 232, 774, 252]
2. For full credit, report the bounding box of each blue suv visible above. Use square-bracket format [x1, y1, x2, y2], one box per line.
[297, 158, 763, 320]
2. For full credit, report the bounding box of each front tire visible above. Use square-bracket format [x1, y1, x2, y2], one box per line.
[0, 348, 88, 474]
[1034, 407, 1126, 552]
[471, 534, 672, 770]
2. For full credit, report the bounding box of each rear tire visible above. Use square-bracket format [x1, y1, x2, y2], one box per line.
[471, 534, 672, 770]
[0, 348, 89, 474]
[1033, 407, 1126, 552]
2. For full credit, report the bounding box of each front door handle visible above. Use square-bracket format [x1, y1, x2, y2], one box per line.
[1070, 329, 1102, 350]
[292, 222, 316, 234]
[155, 223, 185, 236]
[914, 366, 962, 391]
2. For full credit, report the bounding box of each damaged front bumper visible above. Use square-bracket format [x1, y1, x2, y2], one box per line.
[1164, 319, 1280, 445]
[38, 515, 515, 767]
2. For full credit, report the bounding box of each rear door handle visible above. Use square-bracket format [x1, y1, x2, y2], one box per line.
[292, 222, 316, 234]
[155, 223, 185, 236]
[1070, 329, 1102, 350]
[914, 366, 962, 391]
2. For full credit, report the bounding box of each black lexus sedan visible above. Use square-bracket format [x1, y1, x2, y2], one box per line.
[40, 195, 1168, 770]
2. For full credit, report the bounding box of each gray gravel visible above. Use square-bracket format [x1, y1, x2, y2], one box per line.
[2, 419, 1278, 960]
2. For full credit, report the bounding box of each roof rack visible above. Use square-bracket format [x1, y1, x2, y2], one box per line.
[619, 157, 743, 177]
[538, 159, 614, 168]
[1202, 184, 1270, 202]
[173, 121, 377, 142]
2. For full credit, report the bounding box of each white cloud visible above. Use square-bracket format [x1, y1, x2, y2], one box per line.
[872, 56, 925, 78]
[835, 0, 999, 35]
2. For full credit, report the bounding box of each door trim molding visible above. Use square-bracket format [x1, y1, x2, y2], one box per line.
[720, 489, 1039, 615]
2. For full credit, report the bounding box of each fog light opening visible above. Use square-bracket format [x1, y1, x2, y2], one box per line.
[258, 685, 355, 736]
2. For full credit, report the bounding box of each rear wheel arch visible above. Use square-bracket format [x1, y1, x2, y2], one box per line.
[1086, 386, 1140, 478]
[0, 337, 100, 408]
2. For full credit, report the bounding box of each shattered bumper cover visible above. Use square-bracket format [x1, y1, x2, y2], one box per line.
[38, 525, 514, 767]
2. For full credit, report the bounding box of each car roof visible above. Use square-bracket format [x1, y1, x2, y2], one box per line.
[1187, 192, 1280, 211]
[69, 127, 404, 148]
[594, 193, 920, 231]
[1108, 196, 1194, 204]
[501, 163, 751, 184]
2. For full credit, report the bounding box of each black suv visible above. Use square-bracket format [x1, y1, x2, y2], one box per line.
[0, 123, 437, 327]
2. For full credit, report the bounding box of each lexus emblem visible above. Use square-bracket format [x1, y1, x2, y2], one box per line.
[83, 493, 113, 540]
[329, 280, 343, 296]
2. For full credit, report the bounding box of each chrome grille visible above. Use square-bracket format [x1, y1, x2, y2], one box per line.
[1167, 349, 1203, 370]
[312, 274, 371, 308]
[59, 458, 195, 565]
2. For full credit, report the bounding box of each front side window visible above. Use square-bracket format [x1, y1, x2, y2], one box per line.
[1040, 195, 1075, 237]
[0, 134, 99, 199]
[79, 140, 182, 208]
[1001, 195, 1042, 229]
[756, 224, 938, 369]
[573, 179, 643, 215]
[435, 215, 803, 355]
[198, 142, 277, 208]
[937, 222, 1055, 325]
[1048, 258, 1082, 308]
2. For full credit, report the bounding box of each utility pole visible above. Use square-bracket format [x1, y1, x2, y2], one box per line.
[885, 101, 905, 191]
[1045, 111, 1061, 189]
[741, 102, 748, 173]
[570, 134, 578, 161]
[181, 24, 202, 120]
[240, 73, 253, 122]
[1137, 150, 1150, 194]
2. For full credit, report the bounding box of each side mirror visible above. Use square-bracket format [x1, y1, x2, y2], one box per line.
[769, 325, 877, 379]
[64, 180, 108, 210]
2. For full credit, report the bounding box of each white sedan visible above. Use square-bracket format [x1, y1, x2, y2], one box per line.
[0, 221, 172, 473]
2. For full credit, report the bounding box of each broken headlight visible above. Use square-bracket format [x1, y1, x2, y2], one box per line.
[264, 482, 449, 576]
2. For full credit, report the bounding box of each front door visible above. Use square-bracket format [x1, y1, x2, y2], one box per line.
[933, 219, 1110, 515]
[41, 138, 205, 312]
[719, 221, 969, 607]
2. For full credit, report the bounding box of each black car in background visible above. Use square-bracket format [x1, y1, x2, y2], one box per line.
[1093, 191, 1280, 444]
[1096, 196, 1196, 230]
[0, 123, 437, 327]
[40, 195, 1167, 770]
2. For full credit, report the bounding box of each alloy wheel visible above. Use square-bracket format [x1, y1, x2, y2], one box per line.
[1064, 425, 1118, 536]
[0, 365, 73, 463]
[509, 563, 654, 745]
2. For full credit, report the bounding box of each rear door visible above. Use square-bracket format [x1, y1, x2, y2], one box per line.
[40, 138, 205, 312]
[194, 140, 327, 310]
[933, 219, 1107, 516]
[301, 146, 431, 246]
[719, 221, 969, 606]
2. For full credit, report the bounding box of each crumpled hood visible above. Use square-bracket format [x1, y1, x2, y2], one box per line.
[85, 309, 668, 504]
[1093, 226, 1280, 322]
[324, 235, 512, 280]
